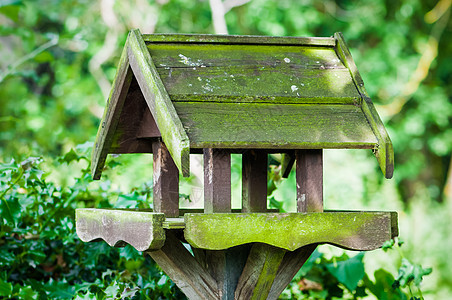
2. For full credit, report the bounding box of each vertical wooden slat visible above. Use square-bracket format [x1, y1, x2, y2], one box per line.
[242, 150, 268, 212]
[296, 149, 323, 212]
[153, 141, 179, 217]
[203, 148, 231, 213]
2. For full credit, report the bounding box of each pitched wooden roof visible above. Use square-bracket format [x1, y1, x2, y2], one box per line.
[91, 29, 393, 180]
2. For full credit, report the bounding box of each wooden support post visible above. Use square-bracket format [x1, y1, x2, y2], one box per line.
[147, 232, 219, 300]
[153, 141, 179, 217]
[267, 244, 317, 299]
[296, 149, 323, 212]
[242, 150, 268, 212]
[235, 244, 286, 300]
[203, 149, 231, 213]
[204, 246, 251, 300]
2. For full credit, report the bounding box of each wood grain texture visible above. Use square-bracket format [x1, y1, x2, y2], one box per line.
[149, 44, 342, 69]
[153, 141, 179, 218]
[174, 102, 378, 149]
[203, 149, 231, 213]
[75, 209, 165, 251]
[268, 244, 317, 299]
[156, 67, 358, 104]
[143, 33, 336, 46]
[296, 150, 323, 212]
[91, 44, 133, 180]
[184, 212, 398, 251]
[204, 246, 251, 300]
[242, 150, 268, 213]
[108, 77, 159, 154]
[147, 232, 219, 300]
[235, 244, 286, 300]
[127, 29, 190, 176]
[334, 32, 394, 179]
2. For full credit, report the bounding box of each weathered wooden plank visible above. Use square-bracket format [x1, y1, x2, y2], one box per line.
[157, 66, 359, 104]
[92, 45, 133, 180]
[153, 141, 180, 218]
[173, 102, 378, 149]
[184, 212, 398, 251]
[75, 209, 165, 251]
[334, 32, 394, 179]
[143, 33, 336, 46]
[296, 150, 323, 212]
[203, 149, 231, 214]
[268, 244, 317, 299]
[281, 152, 295, 178]
[149, 44, 342, 69]
[127, 29, 190, 176]
[235, 244, 286, 300]
[242, 150, 268, 213]
[204, 246, 250, 300]
[147, 232, 219, 300]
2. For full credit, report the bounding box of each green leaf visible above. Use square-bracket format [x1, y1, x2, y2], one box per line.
[395, 259, 432, 288]
[325, 253, 365, 291]
[382, 239, 395, 252]
[104, 282, 120, 298]
[0, 197, 21, 226]
[0, 278, 12, 297]
[58, 149, 82, 165]
[0, 0, 22, 22]
[18, 286, 38, 300]
[364, 269, 408, 300]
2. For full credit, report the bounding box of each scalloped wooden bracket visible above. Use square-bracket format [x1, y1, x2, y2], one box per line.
[75, 209, 165, 251]
[184, 211, 398, 251]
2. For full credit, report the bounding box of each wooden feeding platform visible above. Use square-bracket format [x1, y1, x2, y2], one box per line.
[76, 29, 398, 299]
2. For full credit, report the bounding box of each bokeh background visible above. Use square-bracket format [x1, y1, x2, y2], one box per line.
[1, 0, 451, 299]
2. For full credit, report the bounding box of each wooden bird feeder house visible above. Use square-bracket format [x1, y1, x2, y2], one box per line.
[76, 29, 398, 299]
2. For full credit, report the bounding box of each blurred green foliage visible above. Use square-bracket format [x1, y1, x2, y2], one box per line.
[1, 0, 451, 298]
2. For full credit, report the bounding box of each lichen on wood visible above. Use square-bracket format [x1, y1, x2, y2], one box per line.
[184, 211, 398, 251]
[75, 209, 166, 251]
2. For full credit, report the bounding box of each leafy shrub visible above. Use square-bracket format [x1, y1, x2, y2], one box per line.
[0, 153, 184, 299]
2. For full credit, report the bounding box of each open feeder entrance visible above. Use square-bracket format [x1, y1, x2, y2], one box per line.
[76, 29, 398, 300]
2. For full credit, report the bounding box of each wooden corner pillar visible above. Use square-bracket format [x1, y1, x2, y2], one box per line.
[153, 140, 179, 217]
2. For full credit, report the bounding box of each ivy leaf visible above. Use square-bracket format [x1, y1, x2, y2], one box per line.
[0, 197, 21, 226]
[18, 286, 38, 300]
[394, 258, 432, 288]
[325, 252, 365, 291]
[58, 149, 82, 165]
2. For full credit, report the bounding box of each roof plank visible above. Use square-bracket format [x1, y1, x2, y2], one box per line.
[174, 102, 378, 149]
[127, 29, 190, 176]
[334, 32, 394, 178]
[91, 44, 133, 180]
[156, 65, 359, 104]
[143, 33, 335, 46]
[149, 43, 343, 69]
